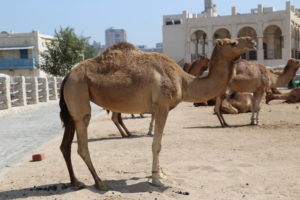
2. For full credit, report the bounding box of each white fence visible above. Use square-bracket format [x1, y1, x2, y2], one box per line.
[0, 75, 62, 110]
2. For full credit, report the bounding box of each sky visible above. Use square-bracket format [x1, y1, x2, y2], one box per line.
[1, 0, 300, 48]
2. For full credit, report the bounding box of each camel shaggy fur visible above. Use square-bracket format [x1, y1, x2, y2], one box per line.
[59, 38, 255, 190]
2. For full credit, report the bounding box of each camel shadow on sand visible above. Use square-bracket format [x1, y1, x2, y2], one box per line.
[0, 178, 167, 199]
[183, 124, 252, 129]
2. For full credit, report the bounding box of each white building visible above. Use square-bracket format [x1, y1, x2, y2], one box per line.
[0, 31, 54, 76]
[163, 1, 300, 67]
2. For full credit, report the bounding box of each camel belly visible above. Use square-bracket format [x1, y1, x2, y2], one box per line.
[89, 85, 154, 114]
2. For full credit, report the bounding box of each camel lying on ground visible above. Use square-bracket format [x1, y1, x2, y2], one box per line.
[214, 58, 300, 126]
[266, 86, 300, 103]
[59, 37, 255, 190]
[220, 92, 253, 114]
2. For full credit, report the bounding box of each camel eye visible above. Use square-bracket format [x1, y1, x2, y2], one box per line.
[230, 42, 237, 47]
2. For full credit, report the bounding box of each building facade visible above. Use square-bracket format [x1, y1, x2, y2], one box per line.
[163, 1, 300, 67]
[0, 31, 54, 76]
[105, 27, 127, 47]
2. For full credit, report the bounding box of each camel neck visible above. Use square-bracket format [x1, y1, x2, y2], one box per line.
[270, 65, 298, 88]
[181, 57, 233, 102]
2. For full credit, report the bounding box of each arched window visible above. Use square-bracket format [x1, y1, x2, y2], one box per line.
[213, 28, 231, 44]
[238, 26, 257, 60]
[191, 30, 207, 61]
[263, 25, 283, 59]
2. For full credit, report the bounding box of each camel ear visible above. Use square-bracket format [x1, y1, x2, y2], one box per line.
[216, 39, 224, 46]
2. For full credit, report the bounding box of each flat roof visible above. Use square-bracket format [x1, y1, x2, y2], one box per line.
[0, 46, 35, 51]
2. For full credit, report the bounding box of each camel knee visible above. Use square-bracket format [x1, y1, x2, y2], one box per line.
[83, 114, 91, 127]
[152, 143, 161, 154]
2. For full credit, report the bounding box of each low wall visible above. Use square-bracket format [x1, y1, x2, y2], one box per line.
[0, 75, 62, 110]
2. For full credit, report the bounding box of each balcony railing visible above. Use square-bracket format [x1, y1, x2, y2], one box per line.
[0, 58, 36, 69]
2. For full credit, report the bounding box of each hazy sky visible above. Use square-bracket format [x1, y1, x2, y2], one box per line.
[1, 0, 299, 47]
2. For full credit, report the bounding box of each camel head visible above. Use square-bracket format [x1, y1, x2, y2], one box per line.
[287, 58, 300, 69]
[193, 55, 210, 70]
[215, 37, 256, 59]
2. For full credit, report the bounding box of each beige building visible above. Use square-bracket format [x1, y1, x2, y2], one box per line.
[0, 31, 54, 76]
[163, 1, 300, 67]
[105, 27, 127, 47]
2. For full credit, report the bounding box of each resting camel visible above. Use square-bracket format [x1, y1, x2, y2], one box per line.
[266, 86, 300, 103]
[215, 58, 300, 126]
[59, 37, 255, 190]
[220, 92, 253, 114]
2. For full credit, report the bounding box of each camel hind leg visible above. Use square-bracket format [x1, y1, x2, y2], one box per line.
[64, 78, 108, 191]
[214, 96, 229, 127]
[112, 112, 128, 137]
[117, 113, 132, 136]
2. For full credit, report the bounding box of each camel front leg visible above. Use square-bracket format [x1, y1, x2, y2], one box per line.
[152, 108, 168, 186]
[75, 118, 109, 190]
[147, 114, 154, 136]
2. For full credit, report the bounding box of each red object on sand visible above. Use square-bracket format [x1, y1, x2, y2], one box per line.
[32, 153, 45, 162]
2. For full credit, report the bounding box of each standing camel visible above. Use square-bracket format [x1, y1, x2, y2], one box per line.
[59, 37, 255, 190]
[266, 86, 300, 103]
[215, 58, 300, 126]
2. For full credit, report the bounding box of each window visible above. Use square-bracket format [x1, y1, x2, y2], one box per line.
[20, 49, 28, 59]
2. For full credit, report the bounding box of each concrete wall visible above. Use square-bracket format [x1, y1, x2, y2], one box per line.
[0, 69, 47, 77]
[0, 75, 62, 110]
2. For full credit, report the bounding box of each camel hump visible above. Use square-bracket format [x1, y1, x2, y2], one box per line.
[105, 42, 138, 52]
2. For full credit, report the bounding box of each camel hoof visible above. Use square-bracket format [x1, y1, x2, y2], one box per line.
[147, 132, 153, 136]
[151, 173, 166, 187]
[95, 182, 110, 191]
[70, 180, 86, 190]
[250, 121, 258, 126]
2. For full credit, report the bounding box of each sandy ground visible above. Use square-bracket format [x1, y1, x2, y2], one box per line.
[0, 100, 299, 200]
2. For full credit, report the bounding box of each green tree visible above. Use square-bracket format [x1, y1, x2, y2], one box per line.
[39, 27, 97, 76]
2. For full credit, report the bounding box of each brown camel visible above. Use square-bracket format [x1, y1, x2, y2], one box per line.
[266, 86, 300, 103]
[220, 92, 253, 114]
[215, 58, 300, 126]
[59, 37, 255, 190]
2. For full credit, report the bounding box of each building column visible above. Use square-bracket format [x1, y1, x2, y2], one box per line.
[207, 26, 213, 57]
[257, 36, 264, 63]
[185, 39, 192, 63]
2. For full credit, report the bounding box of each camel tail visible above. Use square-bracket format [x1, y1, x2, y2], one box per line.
[59, 73, 73, 129]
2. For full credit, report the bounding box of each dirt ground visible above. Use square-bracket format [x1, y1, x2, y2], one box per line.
[0, 99, 299, 200]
